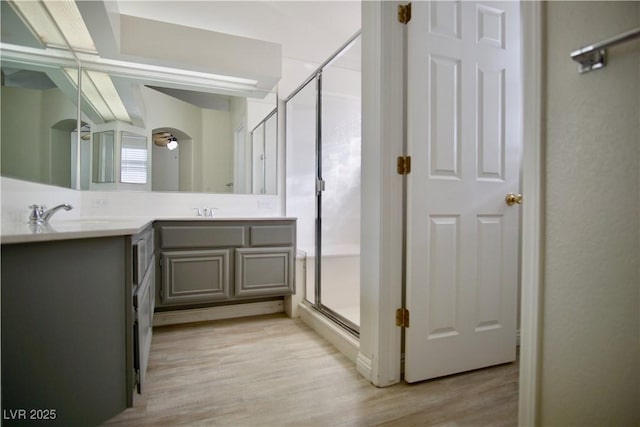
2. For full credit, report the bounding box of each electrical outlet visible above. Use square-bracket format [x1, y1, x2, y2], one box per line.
[92, 198, 110, 208]
[258, 199, 274, 209]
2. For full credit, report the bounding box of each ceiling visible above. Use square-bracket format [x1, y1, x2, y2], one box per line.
[1, 1, 361, 125]
[116, 1, 362, 66]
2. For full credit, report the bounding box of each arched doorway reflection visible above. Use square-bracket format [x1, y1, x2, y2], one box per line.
[152, 127, 193, 191]
[50, 119, 90, 189]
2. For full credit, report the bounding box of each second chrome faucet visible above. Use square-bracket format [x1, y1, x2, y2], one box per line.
[193, 207, 217, 217]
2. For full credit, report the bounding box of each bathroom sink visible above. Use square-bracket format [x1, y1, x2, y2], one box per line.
[56, 218, 116, 224]
[52, 218, 144, 226]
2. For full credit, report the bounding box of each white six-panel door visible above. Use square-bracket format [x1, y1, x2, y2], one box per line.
[405, 0, 522, 382]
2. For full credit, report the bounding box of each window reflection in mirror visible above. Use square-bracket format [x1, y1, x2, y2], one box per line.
[92, 130, 115, 183]
[120, 132, 148, 184]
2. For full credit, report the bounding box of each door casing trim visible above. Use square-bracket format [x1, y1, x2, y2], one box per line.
[517, 2, 544, 425]
[359, 0, 543, 423]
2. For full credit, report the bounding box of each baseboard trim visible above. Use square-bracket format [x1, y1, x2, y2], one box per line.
[356, 351, 374, 382]
[153, 301, 284, 327]
[298, 303, 359, 363]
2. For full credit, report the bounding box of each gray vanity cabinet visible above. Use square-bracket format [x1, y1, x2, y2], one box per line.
[155, 219, 296, 308]
[1, 223, 155, 426]
[1, 237, 129, 426]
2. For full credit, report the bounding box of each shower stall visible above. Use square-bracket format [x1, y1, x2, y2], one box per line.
[285, 33, 361, 334]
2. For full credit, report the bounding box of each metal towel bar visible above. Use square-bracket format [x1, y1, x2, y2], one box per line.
[570, 27, 640, 74]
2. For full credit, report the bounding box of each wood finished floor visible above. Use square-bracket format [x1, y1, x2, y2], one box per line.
[104, 314, 518, 427]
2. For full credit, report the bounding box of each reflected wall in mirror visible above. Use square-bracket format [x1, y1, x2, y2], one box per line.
[0, 65, 89, 190]
[251, 110, 278, 194]
[92, 130, 115, 183]
[145, 86, 276, 194]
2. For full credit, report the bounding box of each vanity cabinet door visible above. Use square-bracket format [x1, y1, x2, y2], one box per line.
[161, 249, 231, 305]
[235, 247, 294, 297]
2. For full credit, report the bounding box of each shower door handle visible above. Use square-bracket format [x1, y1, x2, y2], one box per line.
[316, 178, 326, 194]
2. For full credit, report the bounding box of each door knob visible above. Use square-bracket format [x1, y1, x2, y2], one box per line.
[505, 193, 523, 206]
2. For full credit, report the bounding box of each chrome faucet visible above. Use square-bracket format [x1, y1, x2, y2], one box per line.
[203, 207, 217, 218]
[29, 204, 73, 224]
[193, 207, 217, 217]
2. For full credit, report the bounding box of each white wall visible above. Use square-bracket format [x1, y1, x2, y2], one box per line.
[0, 177, 82, 224]
[0, 176, 282, 221]
[247, 93, 277, 130]
[281, 57, 319, 99]
[540, 2, 640, 425]
[357, 1, 404, 387]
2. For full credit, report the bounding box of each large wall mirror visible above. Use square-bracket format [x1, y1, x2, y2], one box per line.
[0, 59, 278, 195]
[0, 1, 279, 195]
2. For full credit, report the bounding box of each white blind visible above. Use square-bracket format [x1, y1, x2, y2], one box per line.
[120, 146, 147, 184]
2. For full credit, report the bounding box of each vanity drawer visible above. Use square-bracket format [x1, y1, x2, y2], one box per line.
[249, 224, 295, 246]
[160, 226, 245, 249]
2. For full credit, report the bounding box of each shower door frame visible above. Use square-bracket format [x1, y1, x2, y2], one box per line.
[284, 31, 362, 337]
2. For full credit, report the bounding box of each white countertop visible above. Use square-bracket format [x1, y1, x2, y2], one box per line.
[0, 216, 296, 245]
[0, 217, 155, 244]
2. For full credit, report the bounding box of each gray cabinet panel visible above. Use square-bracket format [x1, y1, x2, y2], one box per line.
[161, 226, 245, 248]
[250, 225, 296, 246]
[235, 247, 294, 297]
[134, 258, 154, 394]
[130, 224, 155, 399]
[1, 238, 128, 426]
[162, 249, 231, 304]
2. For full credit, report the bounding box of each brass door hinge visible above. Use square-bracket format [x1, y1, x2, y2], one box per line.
[397, 155, 411, 175]
[398, 3, 412, 24]
[396, 307, 410, 328]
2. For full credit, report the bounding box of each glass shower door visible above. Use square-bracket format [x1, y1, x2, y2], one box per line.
[285, 78, 318, 305]
[319, 36, 361, 329]
[284, 33, 361, 334]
